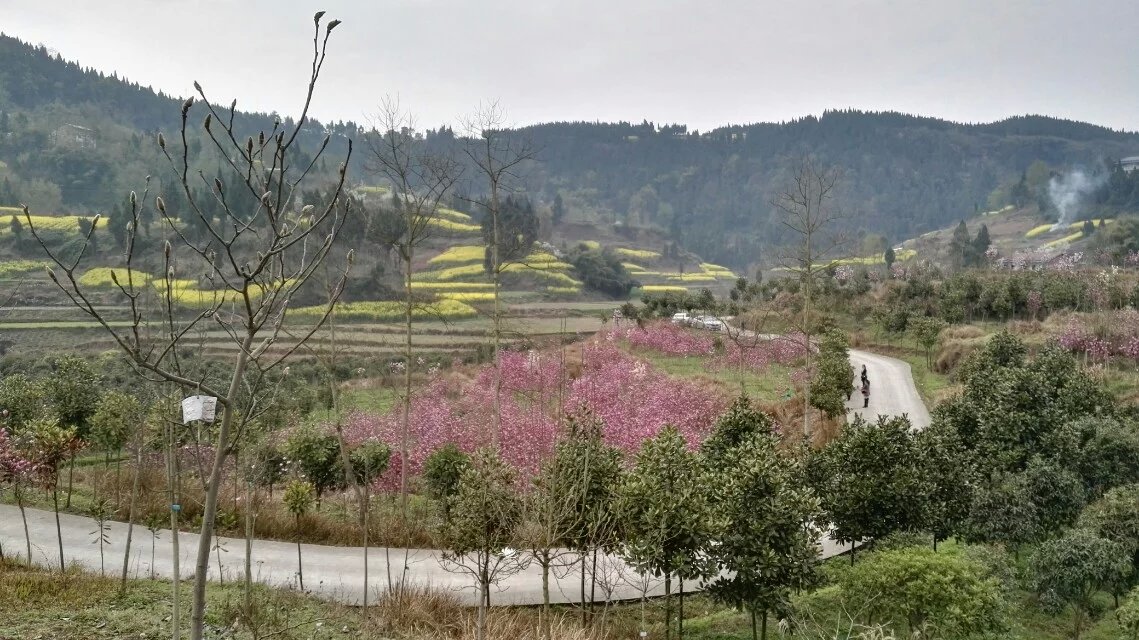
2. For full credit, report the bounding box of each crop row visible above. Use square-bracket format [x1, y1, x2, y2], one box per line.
[292, 299, 478, 322]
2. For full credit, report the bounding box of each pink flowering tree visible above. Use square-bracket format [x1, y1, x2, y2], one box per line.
[0, 428, 37, 562]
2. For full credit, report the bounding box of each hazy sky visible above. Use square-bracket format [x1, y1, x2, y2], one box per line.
[2, 0, 1136, 132]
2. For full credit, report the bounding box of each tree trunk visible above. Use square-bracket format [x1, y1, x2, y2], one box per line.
[168, 416, 182, 640]
[664, 572, 672, 640]
[580, 551, 587, 626]
[120, 444, 143, 593]
[541, 554, 551, 640]
[750, 608, 758, 640]
[295, 515, 304, 591]
[189, 336, 252, 640]
[65, 454, 75, 509]
[491, 176, 502, 450]
[17, 487, 32, 563]
[678, 576, 684, 640]
[52, 487, 65, 572]
[243, 482, 254, 618]
[761, 609, 767, 640]
[589, 547, 598, 621]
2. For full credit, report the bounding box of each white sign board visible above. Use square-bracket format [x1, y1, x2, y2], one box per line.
[181, 395, 218, 424]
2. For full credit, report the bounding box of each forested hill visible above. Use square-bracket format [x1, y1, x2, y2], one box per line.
[2, 33, 1138, 268]
[503, 114, 1139, 266]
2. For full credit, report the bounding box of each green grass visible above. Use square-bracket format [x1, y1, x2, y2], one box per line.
[0, 558, 359, 640]
[632, 348, 796, 404]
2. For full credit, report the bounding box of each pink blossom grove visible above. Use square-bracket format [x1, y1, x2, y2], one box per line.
[339, 335, 732, 488]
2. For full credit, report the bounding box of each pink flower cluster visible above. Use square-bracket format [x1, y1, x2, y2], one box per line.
[1126, 251, 1139, 267]
[1058, 309, 1139, 363]
[340, 339, 728, 487]
[610, 323, 716, 357]
[0, 428, 36, 482]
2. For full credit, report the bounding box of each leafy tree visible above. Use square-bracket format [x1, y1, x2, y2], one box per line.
[706, 430, 820, 640]
[884, 246, 896, 270]
[482, 195, 539, 272]
[570, 247, 638, 298]
[282, 479, 315, 591]
[808, 414, 925, 557]
[701, 395, 775, 463]
[88, 390, 143, 465]
[973, 223, 992, 257]
[1119, 587, 1139, 640]
[283, 427, 344, 503]
[1023, 455, 1086, 537]
[422, 443, 472, 525]
[443, 448, 523, 640]
[810, 329, 852, 418]
[244, 442, 286, 498]
[1065, 416, 1139, 498]
[0, 373, 47, 433]
[620, 426, 712, 640]
[936, 333, 1112, 475]
[908, 316, 945, 369]
[44, 355, 100, 438]
[348, 441, 391, 486]
[1079, 484, 1139, 585]
[949, 220, 977, 269]
[551, 192, 566, 225]
[961, 472, 1041, 556]
[26, 417, 81, 572]
[838, 546, 1008, 639]
[914, 422, 974, 550]
[1030, 530, 1132, 640]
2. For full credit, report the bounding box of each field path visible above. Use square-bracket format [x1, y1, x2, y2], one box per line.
[0, 348, 929, 606]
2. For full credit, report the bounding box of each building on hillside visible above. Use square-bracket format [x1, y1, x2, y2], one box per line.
[1121, 156, 1139, 172]
[50, 123, 96, 150]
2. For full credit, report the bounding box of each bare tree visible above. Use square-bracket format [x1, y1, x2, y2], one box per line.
[364, 99, 461, 602]
[771, 156, 847, 439]
[21, 13, 351, 640]
[461, 103, 536, 447]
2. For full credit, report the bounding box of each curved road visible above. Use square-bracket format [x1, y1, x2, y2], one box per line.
[0, 349, 929, 606]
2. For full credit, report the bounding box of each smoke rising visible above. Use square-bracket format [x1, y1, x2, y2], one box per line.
[1049, 169, 1105, 229]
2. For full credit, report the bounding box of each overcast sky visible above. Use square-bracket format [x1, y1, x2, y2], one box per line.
[2, 0, 1136, 132]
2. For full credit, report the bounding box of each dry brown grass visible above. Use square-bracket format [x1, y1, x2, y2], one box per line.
[363, 584, 595, 640]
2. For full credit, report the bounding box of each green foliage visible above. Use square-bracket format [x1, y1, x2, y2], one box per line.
[348, 441, 391, 485]
[962, 472, 1041, 552]
[25, 417, 80, 479]
[1119, 587, 1139, 640]
[1065, 417, 1139, 498]
[546, 409, 623, 551]
[1029, 530, 1132, 638]
[0, 373, 47, 433]
[936, 333, 1112, 474]
[838, 546, 1009, 639]
[482, 195, 538, 271]
[244, 442, 286, 491]
[445, 448, 522, 557]
[1079, 484, 1139, 579]
[44, 355, 100, 438]
[705, 427, 820, 622]
[914, 421, 974, 547]
[283, 427, 343, 499]
[88, 390, 142, 454]
[1022, 455, 1086, 537]
[570, 247, 638, 298]
[422, 443, 472, 521]
[810, 329, 853, 418]
[282, 480, 315, 518]
[808, 415, 925, 546]
[701, 395, 775, 463]
[908, 316, 945, 368]
[619, 425, 712, 584]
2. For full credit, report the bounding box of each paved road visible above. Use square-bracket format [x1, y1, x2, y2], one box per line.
[0, 350, 928, 606]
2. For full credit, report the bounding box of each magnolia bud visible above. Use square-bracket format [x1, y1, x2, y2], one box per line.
[327, 19, 341, 32]
[260, 192, 271, 205]
[247, 137, 254, 155]
[204, 113, 212, 131]
[214, 178, 223, 194]
[314, 10, 325, 23]
[130, 191, 137, 208]
[301, 205, 315, 216]
[156, 196, 166, 214]
[164, 240, 172, 259]
[157, 132, 166, 149]
[181, 96, 194, 115]
[193, 80, 202, 94]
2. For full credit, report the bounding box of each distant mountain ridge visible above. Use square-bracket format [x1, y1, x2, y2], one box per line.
[2, 33, 1137, 269]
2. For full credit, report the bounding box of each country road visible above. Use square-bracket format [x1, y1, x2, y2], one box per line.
[0, 349, 929, 606]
